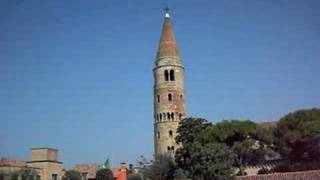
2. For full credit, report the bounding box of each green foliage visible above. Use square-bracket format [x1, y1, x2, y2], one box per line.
[175, 117, 210, 145]
[96, 168, 113, 180]
[212, 120, 272, 175]
[175, 118, 236, 179]
[175, 142, 234, 180]
[274, 108, 320, 170]
[63, 170, 82, 180]
[257, 167, 270, 175]
[175, 117, 275, 177]
[10, 171, 19, 180]
[138, 155, 176, 180]
[128, 174, 142, 180]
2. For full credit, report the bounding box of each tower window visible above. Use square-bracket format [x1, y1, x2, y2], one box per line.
[169, 130, 173, 137]
[164, 70, 169, 81]
[169, 70, 175, 81]
[163, 113, 166, 120]
[171, 146, 174, 151]
[167, 112, 171, 120]
[171, 113, 174, 120]
[159, 113, 162, 121]
[167, 146, 170, 151]
[168, 93, 172, 101]
[157, 95, 160, 103]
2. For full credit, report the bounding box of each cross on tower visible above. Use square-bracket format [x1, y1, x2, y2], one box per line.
[164, 6, 170, 13]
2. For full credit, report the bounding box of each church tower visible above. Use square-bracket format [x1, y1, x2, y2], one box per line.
[154, 9, 187, 156]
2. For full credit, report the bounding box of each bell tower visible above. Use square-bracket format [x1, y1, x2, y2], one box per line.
[154, 9, 187, 156]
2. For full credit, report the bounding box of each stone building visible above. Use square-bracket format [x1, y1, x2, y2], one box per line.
[0, 158, 41, 180]
[72, 163, 100, 180]
[26, 148, 64, 180]
[0, 148, 64, 180]
[154, 10, 187, 156]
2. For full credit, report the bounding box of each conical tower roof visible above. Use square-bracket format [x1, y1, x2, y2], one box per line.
[156, 11, 182, 65]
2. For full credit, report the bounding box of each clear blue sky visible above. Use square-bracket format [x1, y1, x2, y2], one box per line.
[1, 0, 319, 168]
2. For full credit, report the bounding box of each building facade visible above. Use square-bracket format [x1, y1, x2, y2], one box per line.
[27, 148, 64, 180]
[0, 148, 64, 180]
[154, 11, 187, 156]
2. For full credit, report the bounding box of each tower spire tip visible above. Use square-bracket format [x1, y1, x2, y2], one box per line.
[164, 6, 170, 18]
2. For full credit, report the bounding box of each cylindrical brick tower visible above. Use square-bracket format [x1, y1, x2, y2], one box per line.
[154, 10, 187, 157]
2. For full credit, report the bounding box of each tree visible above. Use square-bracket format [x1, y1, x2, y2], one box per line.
[175, 142, 234, 180]
[96, 168, 113, 180]
[175, 117, 211, 145]
[212, 120, 272, 175]
[63, 170, 82, 180]
[138, 154, 176, 180]
[128, 174, 142, 180]
[175, 118, 235, 180]
[176, 118, 274, 177]
[273, 108, 320, 170]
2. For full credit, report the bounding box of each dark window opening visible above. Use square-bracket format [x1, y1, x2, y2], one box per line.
[179, 113, 182, 120]
[158, 132, 160, 139]
[164, 70, 169, 81]
[171, 113, 174, 120]
[167, 112, 171, 120]
[168, 93, 172, 101]
[157, 95, 160, 103]
[180, 94, 183, 99]
[170, 70, 175, 81]
[167, 146, 170, 151]
[169, 130, 173, 137]
[171, 146, 175, 150]
[51, 174, 58, 180]
[160, 114, 162, 121]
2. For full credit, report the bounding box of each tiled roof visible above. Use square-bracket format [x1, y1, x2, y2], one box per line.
[156, 14, 180, 61]
[237, 170, 320, 180]
[0, 158, 27, 167]
[72, 163, 100, 179]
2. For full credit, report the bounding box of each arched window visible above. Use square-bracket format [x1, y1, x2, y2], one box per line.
[159, 113, 162, 121]
[167, 112, 171, 120]
[169, 70, 175, 81]
[164, 70, 169, 81]
[171, 113, 174, 120]
[157, 132, 160, 139]
[179, 113, 182, 120]
[171, 146, 174, 150]
[169, 130, 173, 137]
[168, 93, 172, 101]
[157, 95, 160, 103]
[163, 113, 166, 120]
[167, 146, 170, 151]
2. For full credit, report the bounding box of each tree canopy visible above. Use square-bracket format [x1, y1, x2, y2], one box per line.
[175, 117, 275, 177]
[96, 168, 113, 180]
[138, 154, 176, 180]
[273, 108, 320, 170]
[63, 170, 82, 180]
